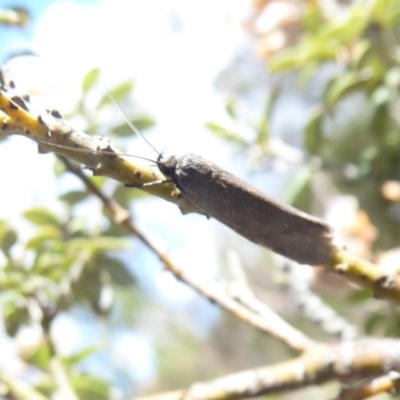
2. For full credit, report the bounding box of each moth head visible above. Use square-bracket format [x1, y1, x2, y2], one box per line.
[157, 154, 177, 178]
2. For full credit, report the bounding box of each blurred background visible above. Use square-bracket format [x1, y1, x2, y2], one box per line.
[1, 0, 400, 399]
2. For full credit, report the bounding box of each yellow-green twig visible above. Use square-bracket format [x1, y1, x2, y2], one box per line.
[0, 90, 198, 213]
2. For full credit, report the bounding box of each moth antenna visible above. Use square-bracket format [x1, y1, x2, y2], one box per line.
[102, 79, 160, 156]
[30, 136, 157, 164]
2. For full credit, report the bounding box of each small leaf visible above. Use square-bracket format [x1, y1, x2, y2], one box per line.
[112, 184, 148, 209]
[304, 107, 323, 154]
[372, 0, 400, 28]
[25, 226, 62, 250]
[3, 293, 29, 336]
[268, 46, 306, 72]
[71, 374, 110, 400]
[205, 122, 247, 146]
[98, 80, 134, 108]
[82, 67, 101, 93]
[23, 207, 61, 227]
[32, 253, 70, 278]
[1, 227, 17, 255]
[318, 5, 367, 44]
[365, 313, 387, 335]
[324, 71, 369, 112]
[353, 40, 371, 70]
[264, 89, 279, 118]
[59, 191, 90, 206]
[130, 115, 155, 131]
[256, 116, 269, 147]
[21, 340, 51, 369]
[64, 345, 101, 367]
[348, 288, 371, 303]
[285, 168, 314, 212]
[99, 257, 136, 286]
[53, 157, 67, 176]
[76, 268, 110, 315]
[225, 96, 237, 119]
[111, 116, 155, 137]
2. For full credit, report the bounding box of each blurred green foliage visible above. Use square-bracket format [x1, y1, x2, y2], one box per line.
[0, 68, 155, 399]
[268, 0, 400, 250]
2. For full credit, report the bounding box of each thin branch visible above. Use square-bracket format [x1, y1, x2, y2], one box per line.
[135, 339, 400, 400]
[281, 260, 358, 340]
[332, 371, 400, 400]
[224, 251, 314, 352]
[327, 248, 400, 305]
[0, 371, 48, 400]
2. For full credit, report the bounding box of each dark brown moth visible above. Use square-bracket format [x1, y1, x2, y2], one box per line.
[1, 90, 334, 265]
[158, 153, 334, 265]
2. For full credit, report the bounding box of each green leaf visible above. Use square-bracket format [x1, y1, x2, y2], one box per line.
[318, 5, 367, 45]
[112, 184, 149, 209]
[3, 292, 29, 336]
[98, 80, 134, 108]
[304, 107, 323, 154]
[205, 122, 247, 146]
[303, 1, 324, 32]
[25, 226, 62, 250]
[75, 265, 113, 315]
[347, 288, 371, 303]
[373, 0, 400, 28]
[1, 226, 17, 255]
[59, 190, 90, 206]
[82, 67, 101, 93]
[285, 168, 314, 212]
[268, 46, 308, 72]
[53, 157, 67, 176]
[0, 270, 24, 291]
[99, 257, 136, 286]
[32, 253, 70, 278]
[63, 345, 101, 367]
[130, 115, 155, 131]
[352, 40, 371, 70]
[225, 96, 237, 119]
[71, 374, 110, 400]
[23, 207, 61, 227]
[111, 115, 155, 136]
[324, 71, 369, 112]
[21, 340, 51, 370]
[270, 5, 368, 73]
[256, 116, 269, 147]
[365, 313, 387, 335]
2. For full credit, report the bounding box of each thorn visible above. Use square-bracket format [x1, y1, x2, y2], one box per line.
[10, 95, 28, 110]
[47, 109, 63, 119]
